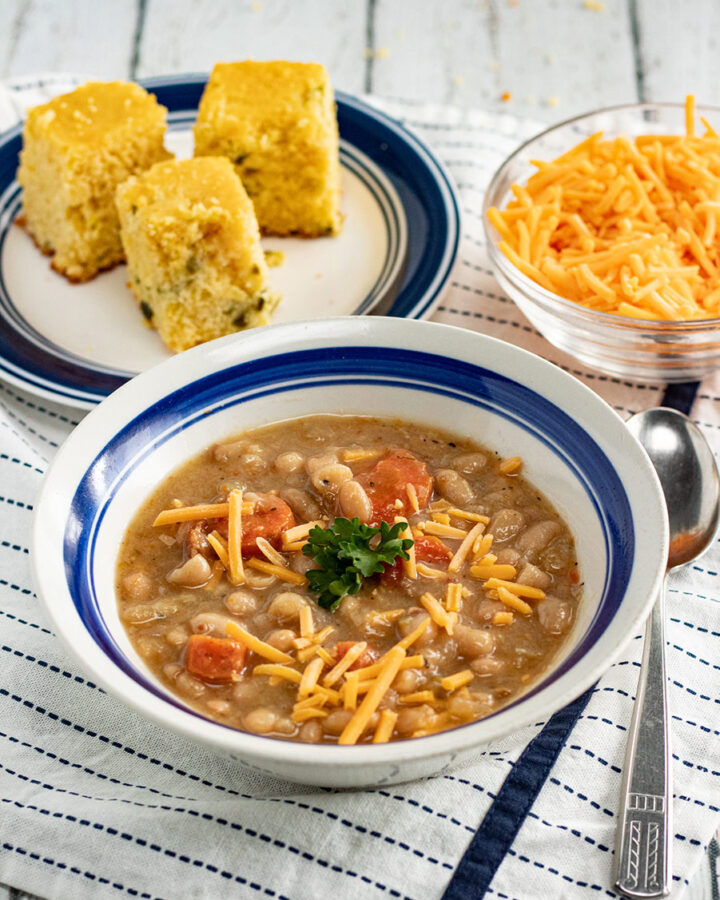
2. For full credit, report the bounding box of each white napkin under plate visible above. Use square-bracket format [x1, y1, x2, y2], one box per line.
[0, 75, 718, 900]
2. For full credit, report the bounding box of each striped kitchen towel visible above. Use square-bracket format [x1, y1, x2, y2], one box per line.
[0, 76, 718, 900]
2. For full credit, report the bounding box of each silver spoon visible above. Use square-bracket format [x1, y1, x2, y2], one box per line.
[614, 407, 720, 899]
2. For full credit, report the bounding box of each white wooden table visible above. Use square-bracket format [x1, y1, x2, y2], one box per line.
[0, 1, 717, 897]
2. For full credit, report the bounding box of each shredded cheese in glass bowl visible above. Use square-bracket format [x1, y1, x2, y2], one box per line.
[483, 98, 720, 382]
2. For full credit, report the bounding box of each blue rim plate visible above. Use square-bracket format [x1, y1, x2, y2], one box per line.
[0, 74, 461, 408]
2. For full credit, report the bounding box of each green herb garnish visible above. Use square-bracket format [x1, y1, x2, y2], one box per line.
[302, 517, 414, 611]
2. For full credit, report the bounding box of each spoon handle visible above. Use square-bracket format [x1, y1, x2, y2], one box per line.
[614, 586, 671, 898]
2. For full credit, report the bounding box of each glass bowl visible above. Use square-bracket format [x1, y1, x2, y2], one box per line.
[482, 102, 720, 383]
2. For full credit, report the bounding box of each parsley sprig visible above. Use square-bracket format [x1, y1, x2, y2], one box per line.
[302, 517, 414, 611]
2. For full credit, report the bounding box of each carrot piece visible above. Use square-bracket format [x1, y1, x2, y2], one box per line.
[240, 494, 295, 555]
[357, 450, 433, 524]
[185, 634, 247, 684]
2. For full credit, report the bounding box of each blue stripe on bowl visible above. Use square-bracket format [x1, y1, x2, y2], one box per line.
[0, 75, 458, 406]
[63, 345, 634, 738]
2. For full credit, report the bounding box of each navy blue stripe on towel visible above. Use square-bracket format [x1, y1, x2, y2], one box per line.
[442, 686, 594, 900]
[661, 382, 699, 416]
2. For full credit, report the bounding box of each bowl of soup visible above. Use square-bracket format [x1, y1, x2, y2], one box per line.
[33, 317, 667, 787]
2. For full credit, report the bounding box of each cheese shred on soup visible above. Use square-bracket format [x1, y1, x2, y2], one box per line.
[116, 416, 582, 744]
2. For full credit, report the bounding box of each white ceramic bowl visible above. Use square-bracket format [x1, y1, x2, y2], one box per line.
[33, 317, 668, 787]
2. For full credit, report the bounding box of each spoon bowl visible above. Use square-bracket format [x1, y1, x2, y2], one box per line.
[627, 408, 720, 569]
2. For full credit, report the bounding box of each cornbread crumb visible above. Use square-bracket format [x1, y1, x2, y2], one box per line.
[17, 81, 170, 282]
[264, 250, 285, 268]
[116, 157, 279, 353]
[194, 61, 342, 237]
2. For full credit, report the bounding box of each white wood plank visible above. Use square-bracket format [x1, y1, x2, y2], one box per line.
[371, 0, 496, 107]
[635, 0, 720, 106]
[1, 0, 137, 81]
[137, 0, 368, 94]
[373, 0, 638, 122]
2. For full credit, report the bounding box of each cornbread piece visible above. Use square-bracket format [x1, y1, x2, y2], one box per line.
[17, 81, 171, 282]
[116, 157, 279, 353]
[193, 61, 342, 237]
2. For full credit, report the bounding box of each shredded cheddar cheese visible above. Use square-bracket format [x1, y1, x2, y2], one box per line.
[299, 605, 314, 639]
[372, 709, 398, 743]
[473, 533, 494, 557]
[446, 582, 463, 613]
[227, 489, 245, 585]
[406, 482, 420, 513]
[416, 563, 451, 579]
[251, 663, 300, 681]
[398, 690, 436, 705]
[470, 563, 518, 580]
[152, 500, 252, 527]
[447, 508, 490, 524]
[206, 530, 229, 568]
[245, 557, 306, 585]
[488, 96, 720, 321]
[255, 535, 287, 568]
[322, 641, 367, 687]
[338, 646, 406, 745]
[441, 670, 474, 692]
[420, 521, 469, 540]
[395, 518, 417, 580]
[447, 522, 486, 574]
[495, 586, 533, 615]
[298, 656, 324, 698]
[498, 456, 523, 475]
[483, 577, 546, 600]
[226, 622, 293, 663]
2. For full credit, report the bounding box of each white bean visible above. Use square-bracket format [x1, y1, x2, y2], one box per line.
[280, 488, 322, 521]
[275, 451, 305, 474]
[537, 596, 574, 635]
[213, 439, 247, 462]
[265, 629, 297, 651]
[453, 452, 488, 475]
[454, 623, 494, 658]
[225, 589, 258, 616]
[516, 563, 551, 590]
[489, 508, 525, 543]
[299, 720, 323, 743]
[338, 480, 372, 522]
[306, 452, 338, 476]
[240, 452, 267, 476]
[393, 668, 424, 694]
[268, 592, 307, 623]
[516, 521, 562, 554]
[435, 469, 474, 506]
[396, 705, 435, 735]
[167, 554, 212, 587]
[311, 463, 354, 494]
[165, 626, 189, 646]
[244, 708, 277, 734]
[121, 571, 152, 603]
[322, 709, 353, 735]
[189, 611, 231, 636]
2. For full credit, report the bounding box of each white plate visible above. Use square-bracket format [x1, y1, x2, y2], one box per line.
[0, 76, 461, 407]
